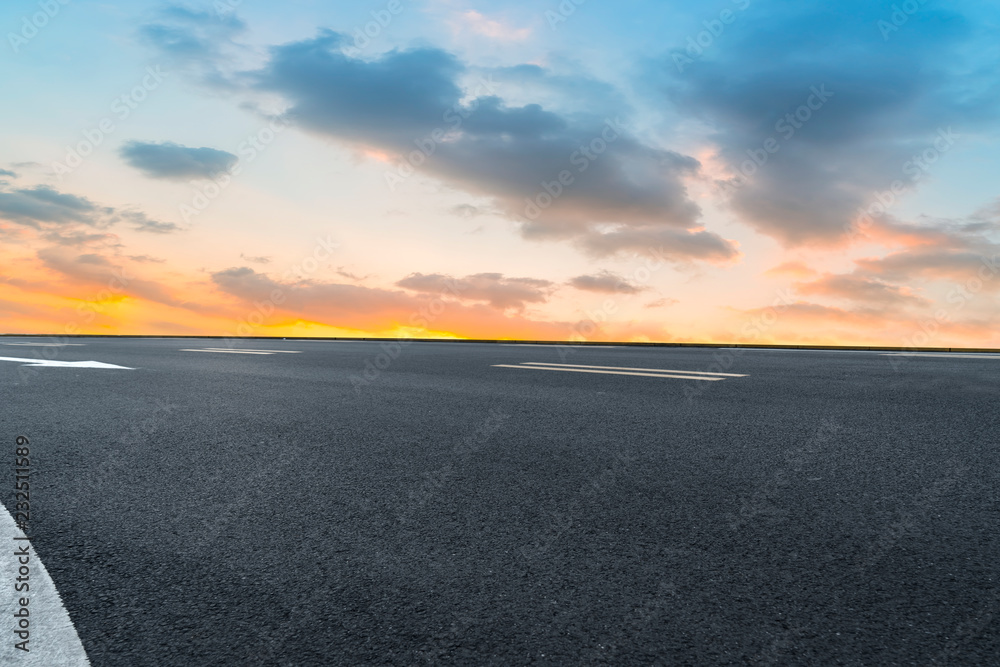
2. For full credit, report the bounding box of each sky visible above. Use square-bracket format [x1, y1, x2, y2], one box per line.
[2, 0, 999, 346]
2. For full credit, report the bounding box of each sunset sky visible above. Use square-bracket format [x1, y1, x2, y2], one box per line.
[2, 0, 999, 346]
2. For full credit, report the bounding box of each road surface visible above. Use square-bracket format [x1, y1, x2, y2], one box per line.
[1, 337, 997, 665]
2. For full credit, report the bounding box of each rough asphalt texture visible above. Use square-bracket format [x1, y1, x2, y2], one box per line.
[1, 337, 998, 666]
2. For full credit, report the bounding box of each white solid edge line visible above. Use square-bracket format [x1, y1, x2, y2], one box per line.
[179, 349, 273, 355]
[492, 365, 724, 381]
[522, 362, 747, 377]
[0, 507, 91, 666]
[198, 349, 302, 353]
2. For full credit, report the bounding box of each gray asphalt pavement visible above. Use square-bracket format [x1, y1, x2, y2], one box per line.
[1, 337, 998, 665]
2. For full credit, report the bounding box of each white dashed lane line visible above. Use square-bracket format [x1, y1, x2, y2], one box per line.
[493, 362, 746, 381]
[521, 362, 748, 377]
[180, 349, 302, 355]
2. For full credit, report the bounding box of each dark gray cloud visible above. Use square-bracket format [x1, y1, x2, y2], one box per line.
[396, 272, 553, 310]
[0, 186, 110, 228]
[568, 271, 645, 294]
[0, 184, 181, 243]
[234, 31, 735, 263]
[578, 227, 741, 263]
[660, 0, 1000, 246]
[120, 141, 238, 180]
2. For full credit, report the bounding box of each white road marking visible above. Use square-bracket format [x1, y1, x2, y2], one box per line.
[882, 353, 1000, 360]
[180, 349, 274, 355]
[0, 508, 91, 666]
[499, 344, 619, 348]
[0, 343, 85, 347]
[199, 348, 301, 354]
[522, 362, 748, 377]
[0, 357, 133, 370]
[492, 365, 725, 381]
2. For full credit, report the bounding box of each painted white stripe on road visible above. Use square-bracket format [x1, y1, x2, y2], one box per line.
[499, 344, 619, 348]
[0, 357, 133, 370]
[0, 507, 91, 665]
[180, 349, 274, 355]
[1, 343, 85, 347]
[199, 348, 301, 354]
[882, 353, 1000, 359]
[492, 365, 724, 381]
[523, 362, 747, 377]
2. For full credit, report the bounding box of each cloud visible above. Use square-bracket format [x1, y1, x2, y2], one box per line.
[661, 0, 1000, 246]
[568, 271, 645, 294]
[0, 183, 180, 242]
[36, 247, 202, 312]
[450, 203, 487, 218]
[138, 5, 247, 87]
[795, 273, 930, 307]
[118, 210, 182, 234]
[0, 186, 110, 228]
[644, 298, 678, 308]
[120, 141, 238, 180]
[0, 169, 16, 178]
[455, 10, 531, 42]
[240, 253, 272, 265]
[763, 261, 818, 279]
[857, 248, 1000, 285]
[211, 267, 570, 339]
[396, 272, 553, 310]
[578, 227, 740, 263]
[225, 31, 738, 263]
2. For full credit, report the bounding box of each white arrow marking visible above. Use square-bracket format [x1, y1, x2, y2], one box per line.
[0, 356, 134, 370]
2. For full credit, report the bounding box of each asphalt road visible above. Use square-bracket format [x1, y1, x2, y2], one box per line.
[1, 337, 998, 666]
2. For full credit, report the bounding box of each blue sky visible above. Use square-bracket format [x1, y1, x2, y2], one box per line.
[2, 0, 999, 344]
